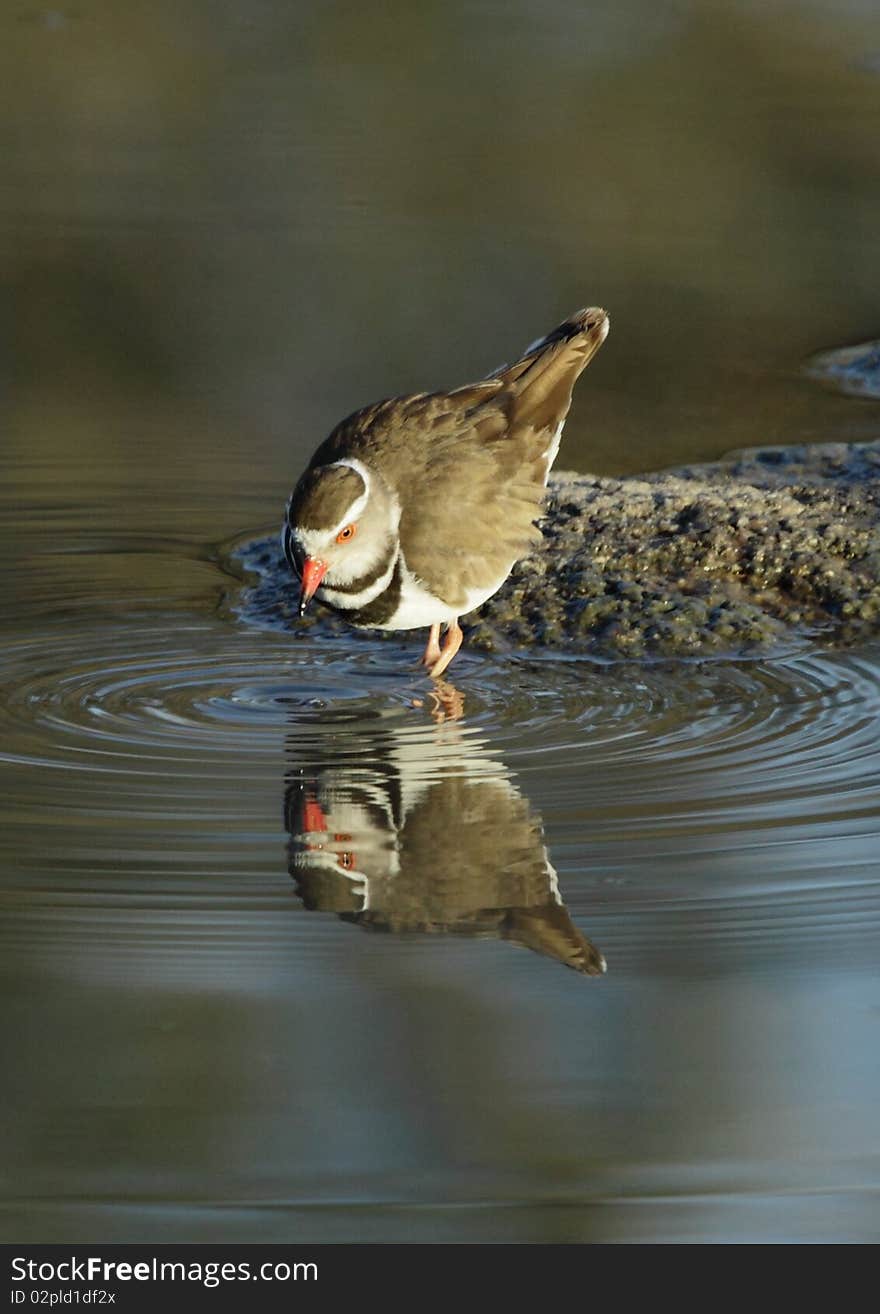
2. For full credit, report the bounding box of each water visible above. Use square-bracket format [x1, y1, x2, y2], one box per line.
[2, 0, 880, 1243]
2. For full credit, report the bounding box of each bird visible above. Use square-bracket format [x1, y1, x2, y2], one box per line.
[282, 305, 609, 677]
[284, 712, 606, 975]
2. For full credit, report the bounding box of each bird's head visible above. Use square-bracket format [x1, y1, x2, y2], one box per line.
[282, 459, 398, 614]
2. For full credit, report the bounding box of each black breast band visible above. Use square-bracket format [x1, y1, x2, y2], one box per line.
[340, 555, 403, 628]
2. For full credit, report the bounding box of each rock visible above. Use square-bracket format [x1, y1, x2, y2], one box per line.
[227, 439, 880, 659]
[805, 340, 880, 399]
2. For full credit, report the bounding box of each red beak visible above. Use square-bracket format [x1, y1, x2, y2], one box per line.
[298, 557, 328, 616]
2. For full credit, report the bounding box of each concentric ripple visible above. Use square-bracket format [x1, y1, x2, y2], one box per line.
[0, 538, 877, 1003]
[0, 621, 414, 771]
[2, 610, 880, 856]
[467, 648, 880, 835]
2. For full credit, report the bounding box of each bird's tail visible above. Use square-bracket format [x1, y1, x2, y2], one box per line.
[490, 306, 609, 462]
[498, 304, 608, 384]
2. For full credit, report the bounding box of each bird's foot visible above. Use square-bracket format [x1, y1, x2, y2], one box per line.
[427, 620, 463, 679]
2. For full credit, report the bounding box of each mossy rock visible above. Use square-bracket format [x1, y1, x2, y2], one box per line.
[229, 439, 880, 659]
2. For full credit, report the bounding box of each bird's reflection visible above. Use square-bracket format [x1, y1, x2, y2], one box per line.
[283, 708, 605, 976]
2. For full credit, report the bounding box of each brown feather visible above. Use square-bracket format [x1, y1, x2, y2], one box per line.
[291, 463, 364, 530]
[303, 307, 608, 608]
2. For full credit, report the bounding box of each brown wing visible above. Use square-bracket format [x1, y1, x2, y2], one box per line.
[309, 307, 608, 606]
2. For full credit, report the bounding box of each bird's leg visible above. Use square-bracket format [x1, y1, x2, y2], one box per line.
[428, 620, 463, 680]
[420, 622, 442, 669]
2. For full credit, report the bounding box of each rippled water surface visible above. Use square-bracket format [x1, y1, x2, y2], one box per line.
[3, 0, 880, 1244]
[3, 539, 879, 1242]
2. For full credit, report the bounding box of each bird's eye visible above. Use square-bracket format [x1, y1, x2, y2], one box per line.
[336, 524, 356, 544]
[339, 851, 355, 870]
